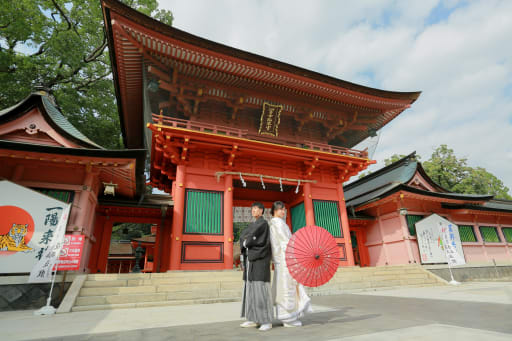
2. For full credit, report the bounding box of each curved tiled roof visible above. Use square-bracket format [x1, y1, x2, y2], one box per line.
[0, 92, 103, 149]
[40, 96, 103, 149]
[344, 153, 494, 208]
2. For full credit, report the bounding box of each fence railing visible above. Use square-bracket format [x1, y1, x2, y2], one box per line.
[152, 115, 368, 159]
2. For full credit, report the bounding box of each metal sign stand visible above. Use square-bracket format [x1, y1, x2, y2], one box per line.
[34, 269, 58, 315]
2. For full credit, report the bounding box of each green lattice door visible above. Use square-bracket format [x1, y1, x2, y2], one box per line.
[184, 190, 223, 235]
[313, 200, 342, 237]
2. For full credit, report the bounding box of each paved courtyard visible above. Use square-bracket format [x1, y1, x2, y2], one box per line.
[1, 282, 511, 341]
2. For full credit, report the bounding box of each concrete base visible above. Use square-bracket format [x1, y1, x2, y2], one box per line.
[57, 275, 87, 314]
[425, 264, 512, 282]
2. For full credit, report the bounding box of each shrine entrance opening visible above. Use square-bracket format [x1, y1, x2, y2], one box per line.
[233, 179, 297, 231]
[230, 177, 351, 267]
[88, 202, 173, 274]
[106, 222, 155, 273]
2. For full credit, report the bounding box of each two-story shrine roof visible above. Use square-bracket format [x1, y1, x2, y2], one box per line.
[102, 0, 421, 149]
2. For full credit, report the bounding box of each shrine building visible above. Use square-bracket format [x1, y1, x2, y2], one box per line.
[344, 153, 512, 267]
[2, 0, 511, 278]
[93, 0, 420, 271]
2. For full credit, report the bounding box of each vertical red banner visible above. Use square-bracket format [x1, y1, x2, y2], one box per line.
[56, 235, 85, 271]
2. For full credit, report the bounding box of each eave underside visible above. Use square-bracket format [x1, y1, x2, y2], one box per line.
[0, 140, 145, 198]
[148, 124, 372, 193]
[102, 0, 420, 149]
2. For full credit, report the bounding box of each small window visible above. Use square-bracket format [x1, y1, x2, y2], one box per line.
[405, 215, 424, 236]
[458, 225, 477, 242]
[313, 200, 342, 237]
[34, 188, 74, 203]
[479, 226, 501, 243]
[184, 190, 223, 234]
[502, 228, 512, 243]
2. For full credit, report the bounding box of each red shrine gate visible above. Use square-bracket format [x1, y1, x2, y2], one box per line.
[148, 116, 372, 270]
[100, 0, 420, 272]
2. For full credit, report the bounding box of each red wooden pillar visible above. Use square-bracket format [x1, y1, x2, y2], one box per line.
[88, 215, 105, 273]
[285, 203, 292, 231]
[224, 174, 234, 269]
[337, 183, 355, 266]
[303, 183, 315, 226]
[158, 218, 169, 272]
[170, 165, 186, 270]
[97, 219, 114, 273]
[358, 230, 370, 267]
[154, 220, 162, 273]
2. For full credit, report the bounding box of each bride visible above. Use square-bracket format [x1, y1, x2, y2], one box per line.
[269, 201, 312, 327]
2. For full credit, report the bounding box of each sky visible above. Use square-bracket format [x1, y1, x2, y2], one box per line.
[158, 0, 512, 192]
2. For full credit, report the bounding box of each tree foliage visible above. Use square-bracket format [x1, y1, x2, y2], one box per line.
[379, 145, 511, 199]
[111, 222, 153, 241]
[383, 153, 421, 166]
[0, 0, 173, 149]
[422, 145, 511, 200]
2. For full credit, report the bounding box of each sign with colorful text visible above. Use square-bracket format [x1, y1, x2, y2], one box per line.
[415, 214, 466, 265]
[258, 102, 282, 137]
[56, 234, 85, 271]
[0, 180, 70, 274]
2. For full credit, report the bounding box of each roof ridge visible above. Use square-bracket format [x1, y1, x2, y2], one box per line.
[39, 95, 104, 149]
[344, 152, 417, 190]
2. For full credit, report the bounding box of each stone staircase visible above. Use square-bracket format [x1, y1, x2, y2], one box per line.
[71, 265, 446, 311]
[309, 264, 446, 296]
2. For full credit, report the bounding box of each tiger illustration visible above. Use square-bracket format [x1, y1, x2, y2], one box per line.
[0, 224, 32, 252]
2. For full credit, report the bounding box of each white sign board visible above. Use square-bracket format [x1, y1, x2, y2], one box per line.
[0, 181, 70, 274]
[415, 214, 465, 265]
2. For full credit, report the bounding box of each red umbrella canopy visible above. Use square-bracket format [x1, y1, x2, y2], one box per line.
[285, 225, 340, 287]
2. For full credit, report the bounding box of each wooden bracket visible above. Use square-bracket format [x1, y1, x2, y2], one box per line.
[304, 156, 320, 178]
[223, 144, 239, 169]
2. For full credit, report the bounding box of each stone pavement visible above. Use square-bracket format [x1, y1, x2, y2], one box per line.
[1, 281, 511, 341]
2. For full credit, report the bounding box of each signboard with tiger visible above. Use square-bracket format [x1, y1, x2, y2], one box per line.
[0, 180, 70, 274]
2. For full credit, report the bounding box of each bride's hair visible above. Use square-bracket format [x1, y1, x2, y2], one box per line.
[271, 201, 285, 216]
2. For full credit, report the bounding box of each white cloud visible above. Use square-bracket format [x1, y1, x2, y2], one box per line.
[158, 0, 512, 191]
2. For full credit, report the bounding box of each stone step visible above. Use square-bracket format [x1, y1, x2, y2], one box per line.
[71, 297, 239, 312]
[86, 272, 243, 282]
[76, 293, 168, 306]
[156, 283, 219, 292]
[80, 286, 157, 296]
[75, 287, 241, 307]
[72, 265, 445, 312]
[83, 280, 128, 288]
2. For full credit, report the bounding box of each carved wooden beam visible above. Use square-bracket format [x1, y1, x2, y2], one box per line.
[304, 156, 320, 178]
[223, 144, 239, 169]
[180, 136, 190, 162]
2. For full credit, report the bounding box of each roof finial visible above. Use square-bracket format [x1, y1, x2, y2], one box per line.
[34, 84, 56, 105]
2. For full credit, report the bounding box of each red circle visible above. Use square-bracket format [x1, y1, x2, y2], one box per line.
[0, 205, 35, 245]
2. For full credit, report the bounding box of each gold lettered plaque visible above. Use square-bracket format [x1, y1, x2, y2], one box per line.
[258, 102, 283, 137]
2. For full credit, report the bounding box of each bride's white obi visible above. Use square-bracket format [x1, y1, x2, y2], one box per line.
[269, 217, 312, 322]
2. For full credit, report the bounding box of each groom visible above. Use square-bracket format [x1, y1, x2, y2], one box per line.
[239, 202, 273, 331]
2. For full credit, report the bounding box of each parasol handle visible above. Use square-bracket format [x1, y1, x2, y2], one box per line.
[315, 254, 320, 260]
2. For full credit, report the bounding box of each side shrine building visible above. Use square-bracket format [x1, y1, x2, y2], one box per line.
[344, 154, 512, 267]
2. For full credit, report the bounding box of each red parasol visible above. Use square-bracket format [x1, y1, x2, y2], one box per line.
[285, 225, 340, 287]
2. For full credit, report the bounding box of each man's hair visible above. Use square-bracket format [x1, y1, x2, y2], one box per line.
[251, 202, 265, 213]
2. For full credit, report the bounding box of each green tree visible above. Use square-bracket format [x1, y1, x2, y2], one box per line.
[383, 153, 421, 166]
[0, 0, 173, 149]
[360, 146, 511, 199]
[422, 145, 511, 199]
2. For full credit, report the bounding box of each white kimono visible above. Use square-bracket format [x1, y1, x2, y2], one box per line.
[269, 217, 312, 323]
